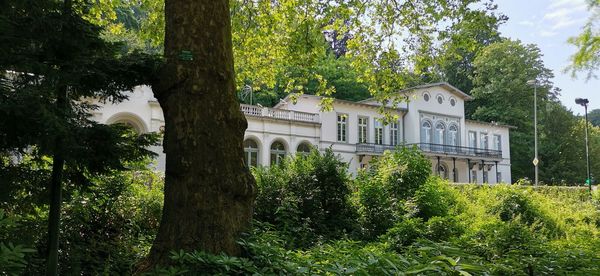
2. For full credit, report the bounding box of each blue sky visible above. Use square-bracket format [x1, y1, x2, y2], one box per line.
[495, 0, 599, 114]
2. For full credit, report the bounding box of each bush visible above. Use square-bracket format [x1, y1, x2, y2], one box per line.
[352, 172, 396, 239]
[413, 177, 461, 220]
[253, 148, 357, 248]
[383, 217, 425, 251]
[425, 216, 464, 242]
[489, 187, 561, 236]
[367, 146, 431, 199]
[353, 146, 431, 239]
[0, 161, 164, 275]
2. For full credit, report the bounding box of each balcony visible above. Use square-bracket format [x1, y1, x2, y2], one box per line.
[240, 104, 319, 124]
[355, 143, 399, 155]
[407, 143, 502, 159]
[355, 142, 502, 159]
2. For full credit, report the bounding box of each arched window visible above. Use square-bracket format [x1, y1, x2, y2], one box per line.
[434, 122, 446, 145]
[447, 124, 459, 147]
[107, 113, 147, 134]
[243, 139, 259, 167]
[297, 142, 312, 156]
[438, 163, 449, 179]
[420, 120, 432, 144]
[270, 141, 286, 165]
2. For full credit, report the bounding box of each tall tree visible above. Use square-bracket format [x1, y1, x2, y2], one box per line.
[568, 0, 600, 79]
[142, 0, 256, 267]
[0, 0, 158, 274]
[470, 40, 554, 181]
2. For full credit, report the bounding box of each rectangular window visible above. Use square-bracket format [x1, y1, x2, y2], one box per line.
[483, 171, 489, 183]
[358, 116, 368, 144]
[390, 121, 399, 146]
[480, 133, 488, 149]
[468, 131, 477, 148]
[472, 170, 478, 183]
[337, 114, 347, 142]
[374, 119, 383, 145]
[496, 172, 502, 183]
[493, 134, 502, 151]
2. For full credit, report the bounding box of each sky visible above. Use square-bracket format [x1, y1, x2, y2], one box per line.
[495, 0, 599, 114]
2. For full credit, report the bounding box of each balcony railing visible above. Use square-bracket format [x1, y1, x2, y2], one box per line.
[356, 142, 502, 159]
[407, 143, 502, 159]
[240, 104, 319, 123]
[356, 143, 401, 154]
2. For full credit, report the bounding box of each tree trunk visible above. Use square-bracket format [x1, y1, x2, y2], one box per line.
[144, 0, 256, 267]
[46, 152, 64, 276]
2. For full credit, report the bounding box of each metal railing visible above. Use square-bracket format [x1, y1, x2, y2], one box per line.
[356, 142, 502, 159]
[356, 143, 401, 154]
[240, 104, 319, 123]
[407, 143, 502, 159]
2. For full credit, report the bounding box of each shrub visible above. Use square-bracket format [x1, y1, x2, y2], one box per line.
[352, 172, 396, 239]
[253, 148, 357, 248]
[489, 187, 561, 236]
[383, 217, 425, 251]
[353, 146, 431, 239]
[413, 177, 461, 220]
[368, 146, 431, 199]
[425, 216, 464, 241]
[0, 162, 164, 275]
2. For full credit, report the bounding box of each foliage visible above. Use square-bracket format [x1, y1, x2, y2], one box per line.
[413, 177, 462, 220]
[567, 0, 600, 79]
[253, 148, 357, 248]
[353, 146, 431, 240]
[367, 146, 432, 199]
[0, 160, 164, 275]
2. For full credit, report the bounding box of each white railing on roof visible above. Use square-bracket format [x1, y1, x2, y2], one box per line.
[240, 104, 319, 123]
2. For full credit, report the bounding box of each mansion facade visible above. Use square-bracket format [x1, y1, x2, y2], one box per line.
[92, 82, 512, 184]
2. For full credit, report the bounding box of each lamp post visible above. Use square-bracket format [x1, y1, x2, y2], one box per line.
[527, 79, 539, 186]
[575, 98, 591, 192]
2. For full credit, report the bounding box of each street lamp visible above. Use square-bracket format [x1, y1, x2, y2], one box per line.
[575, 97, 591, 192]
[527, 79, 539, 186]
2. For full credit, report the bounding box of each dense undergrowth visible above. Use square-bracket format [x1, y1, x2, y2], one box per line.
[2, 148, 600, 275]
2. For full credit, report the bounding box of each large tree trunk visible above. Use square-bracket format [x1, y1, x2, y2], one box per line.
[144, 0, 256, 266]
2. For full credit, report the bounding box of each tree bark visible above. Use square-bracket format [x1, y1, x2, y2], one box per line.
[144, 0, 256, 267]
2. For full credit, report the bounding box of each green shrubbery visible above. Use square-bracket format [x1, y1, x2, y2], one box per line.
[3, 147, 600, 275]
[0, 157, 163, 275]
[253, 148, 358, 248]
[353, 147, 432, 239]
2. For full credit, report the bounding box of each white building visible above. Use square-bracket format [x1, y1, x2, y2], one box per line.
[92, 82, 512, 184]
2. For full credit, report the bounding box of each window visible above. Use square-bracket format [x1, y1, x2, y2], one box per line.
[421, 120, 432, 144]
[358, 116, 368, 144]
[390, 121, 399, 146]
[493, 134, 502, 151]
[337, 114, 347, 142]
[448, 124, 459, 146]
[423, 93, 430, 102]
[270, 141, 286, 165]
[480, 133, 489, 149]
[243, 139, 259, 167]
[438, 163, 449, 179]
[434, 122, 446, 145]
[483, 170, 489, 183]
[468, 131, 477, 148]
[496, 172, 502, 183]
[374, 119, 383, 145]
[450, 98, 456, 106]
[297, 142, 312, 156]
[472, 170, 478, 183]
[437, 95, 444, 104]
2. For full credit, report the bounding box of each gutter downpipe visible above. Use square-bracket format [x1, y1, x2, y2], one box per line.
[402, 96, 409, 143]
